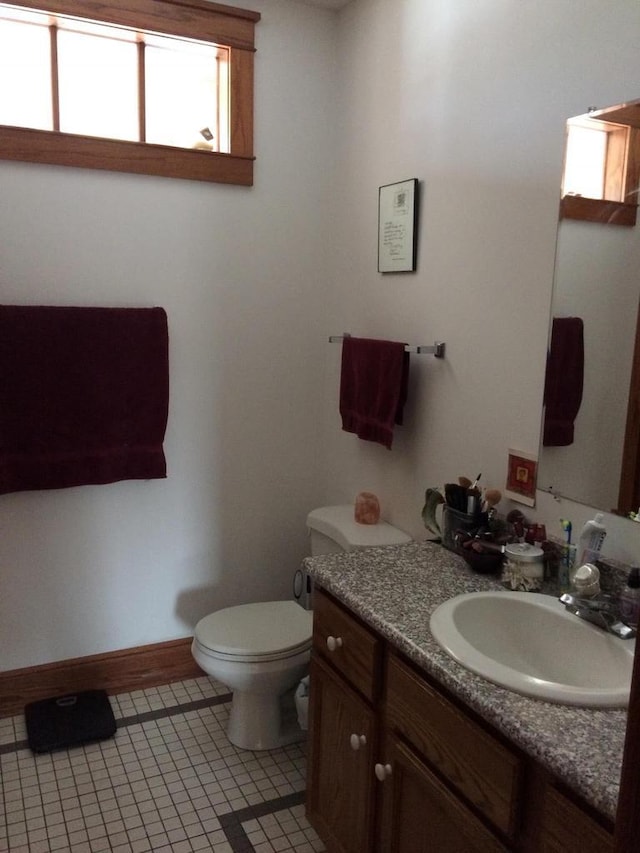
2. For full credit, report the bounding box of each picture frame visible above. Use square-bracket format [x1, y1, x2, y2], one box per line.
[378, 178, 418, 273]
[505, 448, 538, 507]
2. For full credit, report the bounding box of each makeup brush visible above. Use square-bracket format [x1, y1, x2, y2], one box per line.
[482, 488, 502, 512]
[445, 483, 468, 513]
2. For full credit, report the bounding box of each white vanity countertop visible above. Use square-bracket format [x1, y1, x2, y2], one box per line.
[303, 540, 626, 821]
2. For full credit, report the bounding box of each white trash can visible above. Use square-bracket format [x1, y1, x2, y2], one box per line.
[295, 676, 310, 730]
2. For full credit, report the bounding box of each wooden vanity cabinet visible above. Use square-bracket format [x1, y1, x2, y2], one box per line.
[307, 654, 377, 852]
[307, 589, 510, 852]
[306, 588, 615, 853]
[306, 587, 382, 852]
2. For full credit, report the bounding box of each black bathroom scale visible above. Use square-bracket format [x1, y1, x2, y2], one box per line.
[25, 689, 116, 753]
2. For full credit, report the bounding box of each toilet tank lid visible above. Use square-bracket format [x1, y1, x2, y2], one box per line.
[306, 505, 412, 551]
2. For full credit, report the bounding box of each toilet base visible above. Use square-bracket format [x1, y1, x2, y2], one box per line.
[227, 688, 305, 751]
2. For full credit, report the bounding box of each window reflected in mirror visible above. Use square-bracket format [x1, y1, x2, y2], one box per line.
[563, 120, 609, 200]
[560, 100, 640, 227]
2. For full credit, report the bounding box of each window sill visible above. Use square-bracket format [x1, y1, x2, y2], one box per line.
[560, 195, 637, 226]
[0, 125, 254, 186]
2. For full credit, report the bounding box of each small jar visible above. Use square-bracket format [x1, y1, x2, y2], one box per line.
[502, 543, 545, 591]
[571, 563, 601, 598]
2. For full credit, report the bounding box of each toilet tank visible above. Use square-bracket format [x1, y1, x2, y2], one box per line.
[306, 505, 412, 555]
[295, 505, 411, 610]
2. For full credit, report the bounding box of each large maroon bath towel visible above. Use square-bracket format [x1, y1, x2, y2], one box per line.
[0, 305, 169, 494]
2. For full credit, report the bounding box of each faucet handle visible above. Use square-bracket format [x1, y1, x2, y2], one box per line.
[559, 593, 636, 639]
[609, 621, 636, 640]
[559, 592, 609, 611]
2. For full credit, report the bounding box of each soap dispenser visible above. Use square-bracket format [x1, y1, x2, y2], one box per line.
[619, 567, 640, 629]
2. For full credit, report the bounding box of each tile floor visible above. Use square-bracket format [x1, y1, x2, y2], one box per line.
[0, 677, 325, 852]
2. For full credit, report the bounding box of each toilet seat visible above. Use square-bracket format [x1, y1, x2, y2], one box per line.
[193, 639, 311, 665]
[194, 601, 312, 663]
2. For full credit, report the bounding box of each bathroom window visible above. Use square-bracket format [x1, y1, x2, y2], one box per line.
[0, 0, 259, 185]
[560, 103, 640, 226]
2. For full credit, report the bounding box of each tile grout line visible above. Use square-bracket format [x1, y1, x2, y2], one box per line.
[219, 790, 307, 853]
[115, 694, 233, 729]
[0, 738, 29, 755]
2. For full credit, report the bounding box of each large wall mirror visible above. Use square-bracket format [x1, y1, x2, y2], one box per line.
[538, 98, 640, 518]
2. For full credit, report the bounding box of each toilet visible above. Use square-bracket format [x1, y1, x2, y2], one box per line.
[191, 505, 411, 751]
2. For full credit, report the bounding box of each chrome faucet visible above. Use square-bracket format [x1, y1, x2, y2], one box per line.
[559, 593, 636, 640]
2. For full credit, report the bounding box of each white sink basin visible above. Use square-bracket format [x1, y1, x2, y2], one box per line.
[429, 591, 634, 707]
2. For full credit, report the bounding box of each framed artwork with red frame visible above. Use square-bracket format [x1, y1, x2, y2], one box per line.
[505, 449, 537, 506]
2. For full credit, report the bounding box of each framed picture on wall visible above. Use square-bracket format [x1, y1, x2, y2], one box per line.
[505, 448, 538, 507]
[378, 178, 418, 273]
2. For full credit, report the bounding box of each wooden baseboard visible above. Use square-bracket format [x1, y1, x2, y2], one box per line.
[0, 637, 205, 718]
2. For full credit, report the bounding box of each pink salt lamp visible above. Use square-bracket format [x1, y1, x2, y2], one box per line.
[355, 492, 380, 525]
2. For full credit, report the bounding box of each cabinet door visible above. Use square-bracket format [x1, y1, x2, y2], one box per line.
[378, 733, 508, 853]
[386, 652, 521, 838]
[306, 653, 376, 853]
[537, 785, 614, 853]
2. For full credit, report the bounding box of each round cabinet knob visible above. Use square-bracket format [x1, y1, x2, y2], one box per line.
[326, 636, 343, 652]
[349, 734, 367, 750]
[374, 763, 393, 781]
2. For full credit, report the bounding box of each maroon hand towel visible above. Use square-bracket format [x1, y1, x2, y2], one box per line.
[339, 336, 410, 450]
[542, 316, 584, 446]
[0, 305, 169, 494]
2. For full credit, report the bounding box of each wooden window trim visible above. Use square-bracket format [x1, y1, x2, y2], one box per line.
[0, 0, 260, 185]
[559, 196, 637, 227]
[560, 105, 640, 227]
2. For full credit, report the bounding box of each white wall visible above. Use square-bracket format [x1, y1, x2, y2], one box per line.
[321, 0, 640, 563]
[0, 0, 338, 671]
[3, 0, 640, 673]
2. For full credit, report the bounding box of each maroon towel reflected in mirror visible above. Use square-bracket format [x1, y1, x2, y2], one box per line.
[0, 305, 169, 495]
[542, 316, 584, 447]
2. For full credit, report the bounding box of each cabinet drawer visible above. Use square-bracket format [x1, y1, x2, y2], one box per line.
[385, 652, 522, 838]
[313, 588, 381, 702]
[538, 785, 614, 853]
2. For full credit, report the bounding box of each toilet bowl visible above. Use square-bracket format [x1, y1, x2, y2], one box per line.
[192, 505, 411, 751]
[192, 600, 312, 750]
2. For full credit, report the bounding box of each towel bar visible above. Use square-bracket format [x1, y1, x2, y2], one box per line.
[329, 334, 445, 358]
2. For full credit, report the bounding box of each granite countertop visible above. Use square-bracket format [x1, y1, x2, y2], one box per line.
[303, 540, 627, 821]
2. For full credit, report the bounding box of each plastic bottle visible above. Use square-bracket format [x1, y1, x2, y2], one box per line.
[619, 567, 640, 629]
[577, 512, 607, 565]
